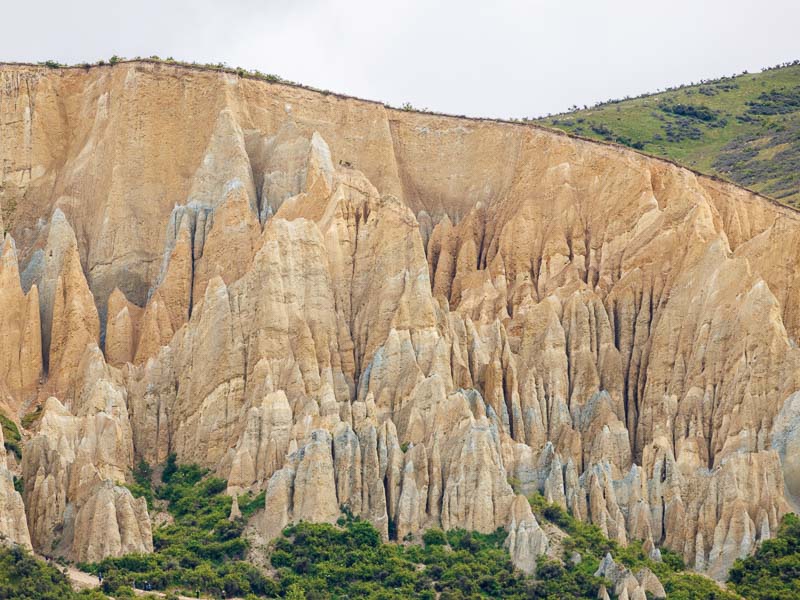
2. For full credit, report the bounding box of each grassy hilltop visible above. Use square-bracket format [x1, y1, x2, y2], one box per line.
[535, 61, 800, 207]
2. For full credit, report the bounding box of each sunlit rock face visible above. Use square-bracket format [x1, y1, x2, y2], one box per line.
[2, 61, 800, 576]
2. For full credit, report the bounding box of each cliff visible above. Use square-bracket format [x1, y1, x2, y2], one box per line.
[1, 60, 800, 578]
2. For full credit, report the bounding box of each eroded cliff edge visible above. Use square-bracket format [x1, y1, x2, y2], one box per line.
[2, 61, 800, 579]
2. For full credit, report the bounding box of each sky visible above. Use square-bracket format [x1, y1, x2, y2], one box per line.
[2, 0, 799, 118]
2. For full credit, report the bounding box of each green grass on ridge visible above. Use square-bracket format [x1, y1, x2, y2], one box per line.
[535, 61, 800, 207]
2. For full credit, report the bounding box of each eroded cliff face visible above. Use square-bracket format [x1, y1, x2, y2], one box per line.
[2, 61, 800, 577]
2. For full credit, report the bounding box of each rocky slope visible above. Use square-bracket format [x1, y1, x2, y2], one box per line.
[1, 60, 800, 579]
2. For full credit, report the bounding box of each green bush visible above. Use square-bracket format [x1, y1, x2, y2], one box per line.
[238, 490, 266, 519]
[125, 459, 155, 508]
[422, 528, 448, 546]
[36, 475, 750, 599]
[659, 102, 720, 122]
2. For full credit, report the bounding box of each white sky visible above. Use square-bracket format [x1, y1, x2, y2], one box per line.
[3, 0, 799, 118]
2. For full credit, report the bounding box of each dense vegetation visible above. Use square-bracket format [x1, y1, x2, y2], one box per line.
[83, 454, 272, 598]
[261, 494, 741, 599]
[729, 512, 800, 599]
[82, 457, 617, 599]
[536, 61, 800, 206]
[72, 456, 747, 599]
[272, 518, 533, 599]
[0, 546, 105, 599]
[0, 451, 768, 598]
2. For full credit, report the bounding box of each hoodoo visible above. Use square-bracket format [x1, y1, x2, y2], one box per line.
[2, 60, 800, 586]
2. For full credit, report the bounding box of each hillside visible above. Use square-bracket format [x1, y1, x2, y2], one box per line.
[536, 61, 800, 206]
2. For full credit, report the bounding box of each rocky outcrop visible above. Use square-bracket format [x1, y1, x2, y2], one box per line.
[2, 62, 800, 576]
[0, 234, 42, 409]
[595, 553, 666, 599]
[504, 494, 548, 574]
[21, 345, 153, 560]
[70, 480, 152, 563]
[105, 287, 142, 367]
[0, 425, 31, 549]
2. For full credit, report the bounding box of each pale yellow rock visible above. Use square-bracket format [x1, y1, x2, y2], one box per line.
[504, 494, 548, 574]
[261, 429, 340, 540]
[132, 290, 174, 365]
[47, 225, 100, 399]
[104, 287, 142, 367]
[22, 378, 153, 560]
[153, 209, 193, 334]
[0, 234, 42, 407]
[226, 391, 293, 492]
[192, 182, 260, 300]
[0, 425, 32, 549]
[71, 480, 153, 563]
[595, 553, 665, 600]
[4, 62, 800, 579]
[396, 443, 429, 540]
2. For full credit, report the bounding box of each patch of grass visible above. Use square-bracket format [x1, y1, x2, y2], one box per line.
[21, 405, 43, 430]
[238, 490, 266, 520]
[0, 413, 22, 459]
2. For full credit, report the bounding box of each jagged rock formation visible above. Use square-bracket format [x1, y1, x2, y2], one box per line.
[595, 553, 666, 599]
[0, 234, 42, 412]
[0, 425, 31, 549]
[21, 346, 153, 562]
[2, 61, 800, 577]
[505, 494, 549, 574]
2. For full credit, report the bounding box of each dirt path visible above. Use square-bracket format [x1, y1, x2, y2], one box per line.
[65, 565, 101, 589]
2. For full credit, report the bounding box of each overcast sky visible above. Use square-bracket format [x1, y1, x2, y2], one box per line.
[3, 1, 799, 118]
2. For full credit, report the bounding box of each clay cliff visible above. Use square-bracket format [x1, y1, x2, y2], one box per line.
[1, 61, 800, 578]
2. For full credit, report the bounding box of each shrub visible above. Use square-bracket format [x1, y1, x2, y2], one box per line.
[746, 86, 800, 115]
[0, 546, 80, 599]
[659, 102, 720, 122]
[270, 517, 526, 598]
[422, 528, 448, 546]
